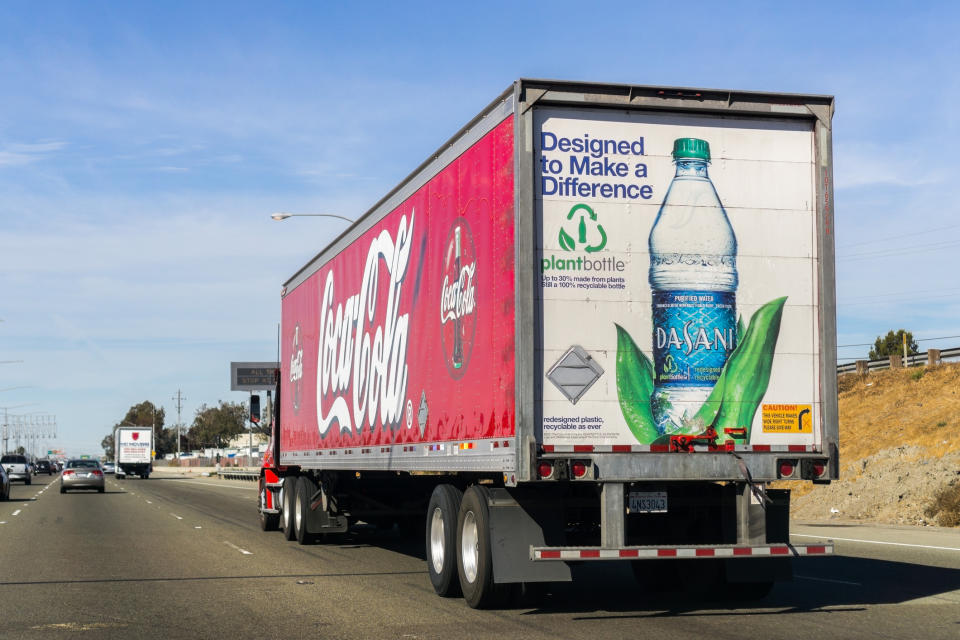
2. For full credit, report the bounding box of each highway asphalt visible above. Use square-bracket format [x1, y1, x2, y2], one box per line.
[1, 474, 958, 639]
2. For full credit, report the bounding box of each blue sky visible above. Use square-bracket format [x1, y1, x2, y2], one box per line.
[1, 1, 958, 456]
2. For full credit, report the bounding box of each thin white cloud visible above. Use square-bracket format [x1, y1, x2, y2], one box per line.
[0, 140, 68, 166]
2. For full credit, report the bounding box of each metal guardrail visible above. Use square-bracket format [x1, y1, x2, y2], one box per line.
[218, 469, 259, 481]
[837, 347, 960, 374]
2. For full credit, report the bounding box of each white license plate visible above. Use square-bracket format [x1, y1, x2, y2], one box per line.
[628, 491, 667, 513]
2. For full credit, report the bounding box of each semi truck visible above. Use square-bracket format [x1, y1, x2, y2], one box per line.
[115, 427, 152, 479]
[258, 79, 838, 608]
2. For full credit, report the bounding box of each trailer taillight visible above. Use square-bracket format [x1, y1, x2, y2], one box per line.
[538, 461, 554, 480]
[802, 458, 830, 481]
[777, 459, 797, 479]
[570, 460, 588, 479]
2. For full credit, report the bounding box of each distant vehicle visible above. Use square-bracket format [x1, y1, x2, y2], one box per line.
[60, 459, 105, 493]
[0, 465, 10, 500]
[114, 427, 152, 479]
[1, 454, 32, 485]
[34, 459, 53, 475]
[102, 462, 116, 474]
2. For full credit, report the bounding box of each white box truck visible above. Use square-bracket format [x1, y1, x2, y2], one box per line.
[115, 427, 152, 479]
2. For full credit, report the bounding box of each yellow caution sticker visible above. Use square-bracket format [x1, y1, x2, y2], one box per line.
[761, 404, 813, 433]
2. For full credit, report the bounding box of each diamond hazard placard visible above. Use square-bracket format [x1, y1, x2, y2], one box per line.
[762, 404, 812, 434]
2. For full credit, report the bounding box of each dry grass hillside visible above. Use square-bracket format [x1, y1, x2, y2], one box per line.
[786, 361, 960, 526]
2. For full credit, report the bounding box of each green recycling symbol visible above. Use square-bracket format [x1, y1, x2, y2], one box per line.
[558, 203, 607, 253]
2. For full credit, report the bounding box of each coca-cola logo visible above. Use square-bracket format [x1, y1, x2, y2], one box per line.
[316, 212, 415, 437]
[440, 219, 477, 379]
[290, 323, 303, 413]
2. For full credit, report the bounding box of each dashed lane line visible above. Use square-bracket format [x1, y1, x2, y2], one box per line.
[170, 513, 183, 520]
[223, 541, 252, 555]
[12, 510, 21, 516]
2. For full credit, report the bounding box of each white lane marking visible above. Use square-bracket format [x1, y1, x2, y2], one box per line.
[12, 510, 21, 516]
[792, 533, 960, 553]
[0, 521, 6, 524]
[223, 541, 252, 555]
[170, 513, 183, 520]
[146, 500, 152, 504]
[796, 575, 862, 586]
[162, 479, 257, 492]
[194, 526, 202, 529]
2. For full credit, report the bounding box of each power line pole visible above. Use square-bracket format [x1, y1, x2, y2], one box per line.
[172, 390, 186, 457]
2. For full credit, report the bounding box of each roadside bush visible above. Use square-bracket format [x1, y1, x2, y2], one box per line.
[910, 368, 926, 381]
[924, 481, 960, 527]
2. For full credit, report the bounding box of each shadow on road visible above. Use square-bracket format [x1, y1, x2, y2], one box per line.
[314, 526, 960, 615]
[513, 556, 960, 617]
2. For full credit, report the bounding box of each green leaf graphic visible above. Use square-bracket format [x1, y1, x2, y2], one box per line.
[737, 315, 745, 343]
[693, 297, 788, 440]
[559, 228, 575, 251]
[614, 324, 659, 444]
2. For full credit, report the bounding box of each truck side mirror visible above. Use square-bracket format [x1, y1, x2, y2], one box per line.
[250, 395, 261, 424]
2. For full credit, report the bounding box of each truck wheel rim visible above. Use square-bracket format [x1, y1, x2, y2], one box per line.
[430, 507, 445, 574]
[461, 510, 479, 583]
[295, 490, 303, 532]
[281, 489, 289, 527]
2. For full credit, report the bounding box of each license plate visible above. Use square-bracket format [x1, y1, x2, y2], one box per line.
[628, 490, 667, 513]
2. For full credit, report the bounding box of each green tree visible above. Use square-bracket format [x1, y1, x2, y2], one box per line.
[187, 401, 247, 449]
[101, 434, 115, 461]
[102, 400, 168, 460]
[869, 329, 919, 360]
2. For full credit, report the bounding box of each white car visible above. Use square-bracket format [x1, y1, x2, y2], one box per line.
[102, 462, 116, 474]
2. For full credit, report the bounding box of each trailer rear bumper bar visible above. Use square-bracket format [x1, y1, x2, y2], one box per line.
[531, 543, 833, 561]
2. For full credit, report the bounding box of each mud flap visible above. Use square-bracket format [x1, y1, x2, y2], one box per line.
[487, 488, 572, 584]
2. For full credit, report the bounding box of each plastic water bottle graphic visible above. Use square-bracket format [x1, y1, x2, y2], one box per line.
[649, 138, 738, 434]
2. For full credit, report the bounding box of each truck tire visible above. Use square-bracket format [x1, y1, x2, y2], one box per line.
[258, 478, 280, 531]
[294, 476, 318, 545]
[457, 485, 509, 609]
[426, 484, 462, 597]
[281, 476, 297, 541]
[25, 476, 31, 486]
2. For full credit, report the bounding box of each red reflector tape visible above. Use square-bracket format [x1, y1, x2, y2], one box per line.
[807, 545, 826, 554]
[540, 550, 561, 559]
[650, 444, 670, 452]
[751, 444, 771, 452]
[542, 445, 555, 453]
[695, 548, 715, 557]
[733, 547, 753, 556]
[573, 445, 593, 453]
[657, 549, 677, 557]
[580, 550, 600, 558]
[612, 445, 632, 453]
[619, 549, 639, 558]
[788, 445, 807, 452]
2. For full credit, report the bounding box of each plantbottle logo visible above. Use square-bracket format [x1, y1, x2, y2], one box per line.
[290, 323, 303, 413]
[440, 219, 477, 379]
[559, 203, 606, 253]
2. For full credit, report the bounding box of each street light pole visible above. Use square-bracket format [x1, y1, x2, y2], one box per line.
[270, 212, 355, 223]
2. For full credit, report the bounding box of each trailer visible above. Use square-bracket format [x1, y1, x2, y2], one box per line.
[115, 427, 152, 479]
[259, 79, 838, 608]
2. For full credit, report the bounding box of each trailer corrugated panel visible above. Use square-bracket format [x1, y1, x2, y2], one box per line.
[279, 112, 517, 472]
